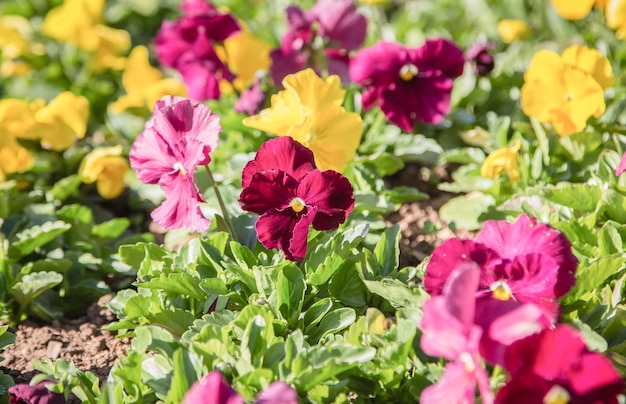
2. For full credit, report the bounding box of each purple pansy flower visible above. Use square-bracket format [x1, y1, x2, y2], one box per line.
[239, 137, 354, 261]
[9, 381, 65, 404]
[465, 41, 496, 76]
[349, 38, 465, 132]
[129, 96, 221, 233]
[269, 0, 366, 85]
[496, 325, 624, 404]
[234, 78, 266, 116]
[155, 0, 240, 101]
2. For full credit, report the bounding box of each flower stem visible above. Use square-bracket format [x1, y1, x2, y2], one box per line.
[204, 165, 236, 241]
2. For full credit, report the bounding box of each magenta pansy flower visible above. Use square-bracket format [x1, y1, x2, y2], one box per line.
[465, 41, 496, 76]
[9, 381, 65, 404]
[424, 214, 577, 322]
[616, 151, 626, 176]
[349, 38, 465, 132]
[256, 381, 298, 404]
[234, 78, 266, 116]
[239, 137, 354, 261]
[129, 96, 221, 233]
[420, 263, 494, 404]
[496, 325, 624, 404]
[155, 0, 240, 100]
[269, 0, 366, 85]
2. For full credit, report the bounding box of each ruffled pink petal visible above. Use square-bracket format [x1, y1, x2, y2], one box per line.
[177, 58, 224, 101]
[241, 137, 316, 188]
[129, 130, 178, 185]
[420, 362, 484, 404]
[239, 170, 298, 215]
[151, 174, 210, 233]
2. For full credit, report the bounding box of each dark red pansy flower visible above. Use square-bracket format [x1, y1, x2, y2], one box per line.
[466, 41, 496, 76]
[239, 137, 354, 261]
[9, 382, 65, 404]
[496, 325, 623, 404]
[349, 38, 465, 132]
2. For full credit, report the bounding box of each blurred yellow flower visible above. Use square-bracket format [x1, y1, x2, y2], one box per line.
[521, 49, 606, 136]
[90, 25, 131, 72]
[0, 98, 41, 141]
[0, 15, 31, 59]
[480, 140, 521, 182]
[550, 0, 596, 19]
[79, 146, 129, 199]
[244, 69, 362, 172]
[110, 46, 186, 112]
[606, 0, 626, 38]
[34, 92, 90, 151]
[223, 30, 271, 91]
[561, 45, 614, 89]
[497, 20, 530, 43]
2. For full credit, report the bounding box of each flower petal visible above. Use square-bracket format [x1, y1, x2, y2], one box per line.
[295, 169, 354, 230]
[151, 173, 210, 233]
[239, 170, 298, 215]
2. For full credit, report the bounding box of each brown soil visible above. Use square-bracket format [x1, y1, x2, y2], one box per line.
[0, 163, 467, 401]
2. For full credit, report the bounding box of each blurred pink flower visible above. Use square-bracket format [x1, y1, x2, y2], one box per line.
[129, 96, 221, 233]
[269, 0, 366, 85]
[234, 78, 266, 116]
[9, 381, 65, 404]
[155, 0, 239, 100]
[239, 137, 354, 261]
[496, 325, 623, 404]
[349, 38, 464, 132]
[424, 214, 577, 322]
[616, 151, 626, 176]
[465, 41, 495, 76]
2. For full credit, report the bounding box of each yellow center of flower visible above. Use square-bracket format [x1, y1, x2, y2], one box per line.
[173, 162, 186, 176]
[458, 352, 475, 372]
[543, 385, 570, 404]
[490, 280, 512, 301]
[290, 197, 306, 213]
[399, 63, 418, 81]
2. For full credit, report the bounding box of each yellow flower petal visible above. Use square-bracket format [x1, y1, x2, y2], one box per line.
[550, 0, 595, 20]
[0, 15, 32, 58]
[0, 98, 42, 141]
[79, 146, 128, 199]
[122, 46, 162, 94]
[90, 25, 131, 72]
[243, 89, 307, 136]
[606, 0, 626, 38]
[497, 19, 530, 43]
[561, 45, 614, 89]
[224, 30, 271, 89]
[42, 0, 103, 51]
[480, 140, 521, 182]
[35, 92, 89, 151]
[0, 142, 33, 178]
[282, 68, 346, 111]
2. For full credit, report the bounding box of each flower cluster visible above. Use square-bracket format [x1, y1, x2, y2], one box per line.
[521, 44, 613, 136]
[155, 0, 240, 101]
[239, 137, 354, 261]
[269, 0, 367, 85]
[42, 0, 130, 71]
[129, 96, 221, 233]
[244, 69, 363, 173]
[550, 0, 626, 40]
[183, 371, 297, 404]
[420, 214, 623, 402]
[349, 38, 465, 132]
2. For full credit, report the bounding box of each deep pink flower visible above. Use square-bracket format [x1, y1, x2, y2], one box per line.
[420, 263, 494, 404]
[256, 382, 298, 404]
[129, 96, 221, 233]
[465, 41, 495, 76]
[234, 79, 266, 116]
[496, 325, 624, 404]
[424, 214, 577, 322]
[616, 151, 626, 176]
[9, 382, 65, 404]
[239, 137, 354, 261]
[269, 0, 366, 85]
[155, 0, 239, 101]
[349, 39, 465, 132]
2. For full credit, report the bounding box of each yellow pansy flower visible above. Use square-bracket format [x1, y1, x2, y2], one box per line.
[0, 142, 33, 181]
[79, 146, 129, 199]
[0, 98, 42, 142]
[0, 15, 31, 59]
[561, 45, 614, 89]
[223, 30, 272, 91]
[34, 92, 89, 151]
[480, 140, 521, 182]
[521, 49, 606, 136]
[110, 46, 186, 112]
[90, 25, 131, 72]
[550, 0, 596, 20]
[42, 0, 103, 51]
[497, 20, 530, 43]
[606, 0, 626, 39]
[244, 69, 362, 172]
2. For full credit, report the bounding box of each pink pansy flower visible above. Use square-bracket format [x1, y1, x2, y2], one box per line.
[239, 137, 354, 261]
[424, 214, 577, 322]
[155, 0, 239, 101]
[129, 96, 221, 233]
[9, 381, 65, 404]
[269, 0, 367, 85]
[420, 263, 494, 404]
[234, 78, 266, 116]
[349, 38, 465, 132]
[496, 325, 624, 404]
[183, 371, 298, 404]
[616, 151, 626, 176]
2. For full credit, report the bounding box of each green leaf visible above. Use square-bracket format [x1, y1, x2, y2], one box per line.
[374, 225, 401, 277]
[139, 273, 205, 300]
[147, 309, 196, 337]
[11, 271, 63, 306]
[600, 189, 626, 223]
[563, 254, 626, 304]
[303, 298, 334, 332]
[384, 187, 429, 204]
[274, 264, 305, 325]
[92, 218, 131, 239]
[439, 193, 496, 230]
[50, 175, 82, 201]
[328, 260, 369, 309]
[165, 349, 196, 404]
[542, 183, 602, 212]
[363, 153, 405, 176]
[363, 279, 428, 310]
[8, 221, 71, 259]
[309, 308, 356, 343]
[598, 222, 623, 256]
[57, 204, 93, 225]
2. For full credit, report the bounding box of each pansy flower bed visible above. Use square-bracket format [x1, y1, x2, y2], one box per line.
[2, 0, 626, 402]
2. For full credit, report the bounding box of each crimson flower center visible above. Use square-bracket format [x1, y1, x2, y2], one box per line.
[173, 162, 186, 176]
[543, 384, 570, 404]
[399, 63, 418, 81]
[290, 197, 306, 213]
[490, 280, 512, 301]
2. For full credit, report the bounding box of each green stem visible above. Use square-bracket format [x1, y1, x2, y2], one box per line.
[0, 234, 8, 301]
[204, 165, 236, 241]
